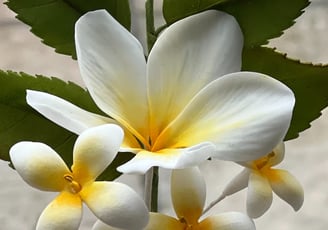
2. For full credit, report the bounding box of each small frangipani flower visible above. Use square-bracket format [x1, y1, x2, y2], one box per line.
[220, 142, 304, 218]
[26, 9, 295, 174]
[143, 167, 255, 230]
[9, 124, 149, 230]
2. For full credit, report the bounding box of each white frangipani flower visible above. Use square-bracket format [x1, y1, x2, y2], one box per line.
[9, 124, 149, 230]
[143, 167, 255, 230]
[221, 142, 304, 218]
[27, 9, 295, 174]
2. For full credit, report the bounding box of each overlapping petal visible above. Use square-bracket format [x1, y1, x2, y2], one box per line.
[9, 142, 70, 191]
[145, 213, 183, 230]
[25, 9, 296, 174]
[36, 191, 82, 230]
[26, 90, 141, 149]
[75, 10, 149, 144]
[199, 212, 255, 230]
[80, 181, 149, 230]
[267, 142, 285, 167]
[269, 169, 304, 211]
[117, 142, 216, 173]
[247, 172, 273, 218]
[147, 10, 243, 140]
[72, 124, 123, 184]
[154, 72, 295, 162]
[171, 167, 205, 224]
[26, 90, 113, 135]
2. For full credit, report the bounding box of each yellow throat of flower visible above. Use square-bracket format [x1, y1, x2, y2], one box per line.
[64, 174, 82, 194]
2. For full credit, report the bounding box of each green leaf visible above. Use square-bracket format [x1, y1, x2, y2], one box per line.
[0, 71, 134, 180]
[97, 152, 134, 181]
[216, 0, 310, 47]
[163, 0, 228, 24]
[242, 47, 328, 140]
[0, 70, 102, 164]
[163, 0, 309, 48]
[5, 0, 131, 58]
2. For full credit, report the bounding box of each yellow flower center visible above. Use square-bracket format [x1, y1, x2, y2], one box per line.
[64, 174, 82, 194]
[180, 217, 199, 230]
[254, 152, 275, 170]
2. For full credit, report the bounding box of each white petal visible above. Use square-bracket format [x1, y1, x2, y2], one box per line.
[155, 72, 295, 162]
[36, 191, 82, 230]
[92, 220, 123, 230]
[269, 169, 304, 211]
[26, 90, 113, 135]
[199, 212, 255, 230]
[117, 142, 216, 174]
[221, 168, 250, 197]
[147, 10, 243, 140]
[72, 124, 123, 184]
[247, 171, 273, 218]
[9, 142, 70, 191]
[145, 213, 183, 230]
[75, 10, 149, 143]
[80, 181, 149, 230]
[267, 142, 285, 167]
[171, 167, 206, 224]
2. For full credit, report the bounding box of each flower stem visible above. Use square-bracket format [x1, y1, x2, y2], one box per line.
[145, 0, 156, 53]
[144, 0, 159, 213]
[144, 167, 159, 212]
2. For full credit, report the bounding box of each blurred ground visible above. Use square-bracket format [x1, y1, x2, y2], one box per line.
[0, 0, 328, 229]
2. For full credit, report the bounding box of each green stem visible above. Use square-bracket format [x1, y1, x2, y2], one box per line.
[144, 167, 159, 212]
[144, 0, 159, 213]
[145, 0, 156, 53]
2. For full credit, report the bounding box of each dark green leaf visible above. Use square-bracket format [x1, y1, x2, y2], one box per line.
[0, 70, 133, 181]
[163, 0, 309, 48]
[0, 70, 103, 164]
[97, 152, 134, 181]
[216, 0, 310, 47]
[242, 47, 328, 140]
[163, 0, 228, 24]
[5, 0, 131, 58]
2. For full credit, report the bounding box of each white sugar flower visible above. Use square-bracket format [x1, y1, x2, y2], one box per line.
[27, 10, 295, 174]
[221, 142, 304, 218]
[146, 167, 255, 230]
[9, 124, 148, 230]
[91, 167, 255, 230]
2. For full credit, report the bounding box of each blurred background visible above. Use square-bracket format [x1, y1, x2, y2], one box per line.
[0, 0, 328, 229]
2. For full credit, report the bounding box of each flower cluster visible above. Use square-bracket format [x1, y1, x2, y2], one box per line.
[9, 8, 303, 230]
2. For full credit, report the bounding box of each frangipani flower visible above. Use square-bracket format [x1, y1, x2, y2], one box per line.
[9, 124, 149, 230]
[220, 142, 304, 218]
[27, 9, 295, 174]
[143, 167, 255, 230]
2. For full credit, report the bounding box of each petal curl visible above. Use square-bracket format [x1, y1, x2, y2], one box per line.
[36, 191, 82, 230]
[221, 168, 250, 197]
[10, 142, 70, 191]
[247, 171, 273, 218]
[72, 124, 123, 184]
[145, 213, 183, 230]
[199, 212, 255, 230]
[117, 142, 216, 173]
[75, 10, 149, 144]
[171, 167, 205, 224]
[269, 169, 304, 211]
[154, 72, 295, 162]
[147, 10, 243, 141]
[80, 181, 149, 230]
[26, 90, 113, 134]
